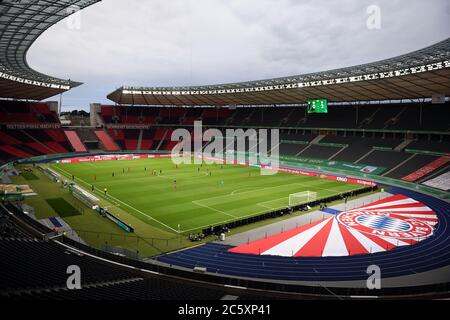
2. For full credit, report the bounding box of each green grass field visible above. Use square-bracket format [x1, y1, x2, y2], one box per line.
[45, 198, 81, 217]
[21, 171, 39, 180]
[51, 158, 364, 234]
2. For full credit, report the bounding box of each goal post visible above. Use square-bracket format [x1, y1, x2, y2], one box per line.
[289, 191, 317, 207]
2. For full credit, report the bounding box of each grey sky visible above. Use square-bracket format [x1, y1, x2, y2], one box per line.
[27, 0, 450, 111]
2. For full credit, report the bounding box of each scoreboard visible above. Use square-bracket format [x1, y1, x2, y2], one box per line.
[307, 99, 328, 114]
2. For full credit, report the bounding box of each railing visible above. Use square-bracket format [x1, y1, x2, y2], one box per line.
[66, 229, 189, 258]
[3, 194, 450, 298]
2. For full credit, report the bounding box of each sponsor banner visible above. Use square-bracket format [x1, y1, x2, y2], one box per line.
[405, 149, 448, 157]
[197, 155, 377, 187]
[279, 155, 386, 175]
[105, 124, 153, 130]
[317, 142, 349, 148]
[56, 153, 177, 164]
[56, 153, 376, 187]
[280, 140, 310, 145]
[5, 123, 61, 129]
[402, 154, 450, 182]
[275, 167, 377, 187]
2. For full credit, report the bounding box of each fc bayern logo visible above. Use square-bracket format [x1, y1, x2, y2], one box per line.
[337, 210, 434, 240]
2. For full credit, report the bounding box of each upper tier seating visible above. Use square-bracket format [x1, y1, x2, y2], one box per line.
[0, 128, 71, 162]
[99, 102, 450, 131]
[0, 101, 73, 162]
[0, 101, 59, 124]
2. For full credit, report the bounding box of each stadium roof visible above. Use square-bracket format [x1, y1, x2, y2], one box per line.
[0, 0, 100, 101]
[108, 38, 450, 106]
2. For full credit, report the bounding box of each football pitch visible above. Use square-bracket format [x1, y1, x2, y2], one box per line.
[51, 158, 364, 233]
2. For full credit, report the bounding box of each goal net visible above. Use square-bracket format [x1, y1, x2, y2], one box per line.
[289, 191, 317, 207]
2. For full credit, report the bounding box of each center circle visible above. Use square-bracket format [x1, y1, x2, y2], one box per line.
[355, 215, 412, 232]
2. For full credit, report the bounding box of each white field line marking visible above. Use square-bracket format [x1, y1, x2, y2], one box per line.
[182, 185, 363, 233]
[52, 165, 179, 233]
[256, 203, 277, 210]
[155, 171, 209, 180]
[54, 164, 362, 233]
[231, 187, 265, 195]
[256, 197, 288, 210]
[230, 181, 349, 196]
[85, 162, 97, 168]
[197, 182, 316, 204]
[191, 200, 238, 219]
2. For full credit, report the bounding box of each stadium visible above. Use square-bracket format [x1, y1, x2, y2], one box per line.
[0, 0, 449, 303]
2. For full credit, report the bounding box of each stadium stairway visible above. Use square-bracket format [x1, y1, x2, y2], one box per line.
[64, 130, 87, 152]
[155, 188, 450, 283]
[95, 130, 120, 151]
[0, 205, 228, 300]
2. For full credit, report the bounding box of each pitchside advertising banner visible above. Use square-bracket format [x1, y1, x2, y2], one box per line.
[55, 153, 174, 164]
[55, 153, 376, 187]
[40, 152, 384, 175]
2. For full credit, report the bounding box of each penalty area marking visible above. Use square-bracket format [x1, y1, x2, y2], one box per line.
[191, 200, 238, 219]
[256, 197, 288, 210]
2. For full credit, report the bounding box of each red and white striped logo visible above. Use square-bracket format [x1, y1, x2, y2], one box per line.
[229, 194, 438, 257]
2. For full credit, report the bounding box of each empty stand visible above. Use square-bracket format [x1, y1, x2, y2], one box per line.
[64, 131, 87, 152]
[0, 206, 227, 300]
[0, 101, 59, 124]
[95, 130, 120, 151]
[76, 128, 100, 150]
[385, 154, 438, 179]
[402, 154, 450, 182]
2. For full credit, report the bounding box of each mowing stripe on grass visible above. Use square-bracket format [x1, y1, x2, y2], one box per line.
[51, 159, 365, 234]
[21, 171, 39, 181]
[46, 198, 81, 217]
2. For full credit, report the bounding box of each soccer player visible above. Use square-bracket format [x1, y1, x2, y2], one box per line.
[173, 179, 177, 191]
[104, 188, 107, 195]
[220, 180, 224, 188]
[91, 185, 94, 192]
